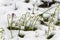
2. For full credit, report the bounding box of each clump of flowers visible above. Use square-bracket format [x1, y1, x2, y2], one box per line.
[18, 12, 40, 37]
[18, 12, 38, 31]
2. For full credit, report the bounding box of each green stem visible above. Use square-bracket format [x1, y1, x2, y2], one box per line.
[32, 4, 35, 14]
[7, 15, 10, 27]
[10, 16, 13, 38]
[32, 0, 37, 14]
[7, 15, 13, 38]
[48, 24, 50, 35]
[18, 26, 20, 35]
[54, 4, 60, 15]
[52, 4, 59, 30]
[7, 14, 13, 38]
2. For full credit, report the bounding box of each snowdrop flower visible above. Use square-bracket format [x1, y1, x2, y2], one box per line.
[7, 13, 17, 38]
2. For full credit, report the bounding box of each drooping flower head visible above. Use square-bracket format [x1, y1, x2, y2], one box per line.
[12, 13, 15, 17]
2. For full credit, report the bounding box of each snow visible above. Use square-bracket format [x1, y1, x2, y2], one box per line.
[0, 0, 60, 40]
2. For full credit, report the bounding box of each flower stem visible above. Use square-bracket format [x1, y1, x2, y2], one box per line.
[10, 15, 13, 38]
[47, 4, 60, 40]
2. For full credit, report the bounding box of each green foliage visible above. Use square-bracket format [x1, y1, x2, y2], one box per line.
[24, 26, 32, 31]
[7, 27, 20, 30]
[55, 22, 60, 26]
[24, 26, 37, 31]
[38, 14, 43, 18]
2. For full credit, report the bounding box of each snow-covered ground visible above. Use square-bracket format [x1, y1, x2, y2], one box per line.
[0, 0, 60, 40]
